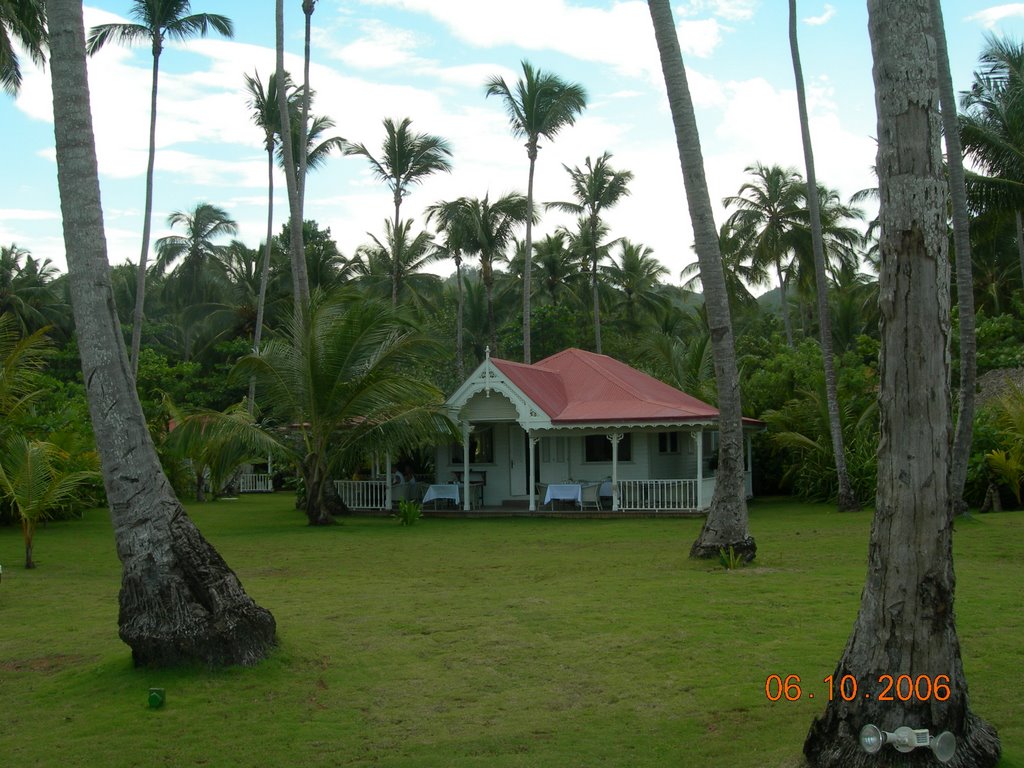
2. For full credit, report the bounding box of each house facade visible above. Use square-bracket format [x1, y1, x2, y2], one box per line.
[435, 348, 757, 513]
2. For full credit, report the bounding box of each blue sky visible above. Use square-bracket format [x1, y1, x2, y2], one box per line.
[3, 1, 1024, 280]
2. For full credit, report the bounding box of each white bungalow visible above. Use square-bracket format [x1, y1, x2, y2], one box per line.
[433, 347, 757, 514]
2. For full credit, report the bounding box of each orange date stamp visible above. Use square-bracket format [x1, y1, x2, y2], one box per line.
[764, 674, 952, 702]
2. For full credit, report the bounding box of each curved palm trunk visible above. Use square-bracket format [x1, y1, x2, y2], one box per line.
[523, 151, 537, 362]
[275, 0, 310, 315]
[788, 0, 858, 511]
[128, 42, 162, 377]
[249, 145, 275, 413]
[932, 0, 976, 517]
[804, 2, 1000, 764]
[48, 0, 277, 667]
[648, 0, 754, 561]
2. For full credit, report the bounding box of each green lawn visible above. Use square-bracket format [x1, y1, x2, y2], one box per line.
[0, 497, 1020, 767]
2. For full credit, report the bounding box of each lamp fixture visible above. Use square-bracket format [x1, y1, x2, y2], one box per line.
[859, 724, 956, 763]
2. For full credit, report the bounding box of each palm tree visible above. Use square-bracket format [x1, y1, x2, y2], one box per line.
[426, 198, 475, 380]
[960, 35, 1024, 287]
[352, 219, 441, 310]
[602, 239, 668, 334]
[648, 0, 754, 562]
[680, 221, 766, 316]
[49, 0, 275, 667]
[1, 0, 46, 96]
[153, 202, 238, 309]
[932, 0, 977, 517]
[458, 193, 531, 352]
[0, 244, 66, 334]
[788, 0, 858, 512]
[244, 68, 294, 412]
[530, 232, 587, 309]
[344, 117, 453, 305]
[275, 0, 308, 314]
[232, 289, 460, 525]
[0, 435, 98, 568]
[547, 152, 632, 353]
[804, 1, 1001, 763]
[278, 109, 345, 178]
[486, 60, 587, 362]
[87, 1, 234, 377]
[723, 163, 805, 346]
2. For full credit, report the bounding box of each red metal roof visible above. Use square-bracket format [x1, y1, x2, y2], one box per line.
[491, 348, 720, 423]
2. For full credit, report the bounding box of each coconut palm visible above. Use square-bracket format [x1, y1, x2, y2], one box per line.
[244, 69, 296, 409]
[805, 2, 1001, 763]
[486, 60, 587, 362]
[1, 0, 46, 96]
[49, 0, 275, 667]
[351, 219, 442, 311]
[87, 0, 234, 376]
[530, 232, 587, 309]
[648, 0, 754, 561]
[788, 0, 858, 511]
[723, 163, 805, 346]
[547, 152, 632, 353]
[344, 117, 453, 305]
[960, 34, 1024, 287]
[0, 244, 65, 334]
[602, 239, 668, 334]
[680, 221, 766, 316]
[153, 202, 238, 308]
[932, 0, 976, 517]
[0, 435, 99, 568]
[232, 289, 460, 525]
[426, 198, 476, 380]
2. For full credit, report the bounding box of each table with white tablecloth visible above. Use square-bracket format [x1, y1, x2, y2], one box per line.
[543, 483, 582, 508]
[422, 484, 460, 508]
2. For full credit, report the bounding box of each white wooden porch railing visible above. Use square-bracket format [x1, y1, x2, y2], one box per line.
[334, 480, 388, 510]
[239, 473, 273, 493]
[617, 479, 700, 510]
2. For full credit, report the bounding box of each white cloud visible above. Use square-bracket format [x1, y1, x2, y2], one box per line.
[804, 3, 836, 26]
[968, 4, 1024, 29]
[677, 0, 759, 22]
[330, 20, 425, 69]
[0, 209, 59, 221]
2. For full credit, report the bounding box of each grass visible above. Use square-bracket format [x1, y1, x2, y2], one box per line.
[0, 496, 1020, 767]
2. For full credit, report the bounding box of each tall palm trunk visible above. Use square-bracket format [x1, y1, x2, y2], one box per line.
[804, 2, 1000, 764]
[932, 0, 976, 517]
[48, 0, 276, 667]
[392, 193, 402, 306]
[523, 150, 538, 362]
[788, 0, 858, 511]
[275, 0, 310, 315]
[455, 254, 465, 381]
[648, 0, 754, 561]
[21, 519, 35, 569]
[590, 214, 602, 353]
[776, 261, 794, 346]
[249, 143, 275, 413]
[298, 0, 314, 212]
[128, 38, 162, 376]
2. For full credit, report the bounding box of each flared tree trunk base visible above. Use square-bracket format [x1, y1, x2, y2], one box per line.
[689, 535, 756, 562]
[118, 507, 277, 668]
[804, 709, 1000, 768]
[837, 489, 861, 512]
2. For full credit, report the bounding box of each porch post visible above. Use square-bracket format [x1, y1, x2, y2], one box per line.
[385, 451, 393, 511]
[462, 420, 471, 511]
[528, 433, 538, 512]
[609, 432, 623, 511]
[695, 428, 704, 509]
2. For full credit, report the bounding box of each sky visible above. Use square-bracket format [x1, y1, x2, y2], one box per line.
[3, 1, 1024, 282]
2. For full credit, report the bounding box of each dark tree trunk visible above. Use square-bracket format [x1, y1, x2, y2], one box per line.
[933, 0, 976, 518]
[591, 214, 602, 354]
[804, 2, 1000, 764]
[48, 0, 277, 668]
[455, 255, 465, 381]
[302, 455, 334, 526]
[523, 150, 537, 363]
[648, 0, 754, 562]
[788, 0, 858, 512]
[22, 520, 35, 569]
